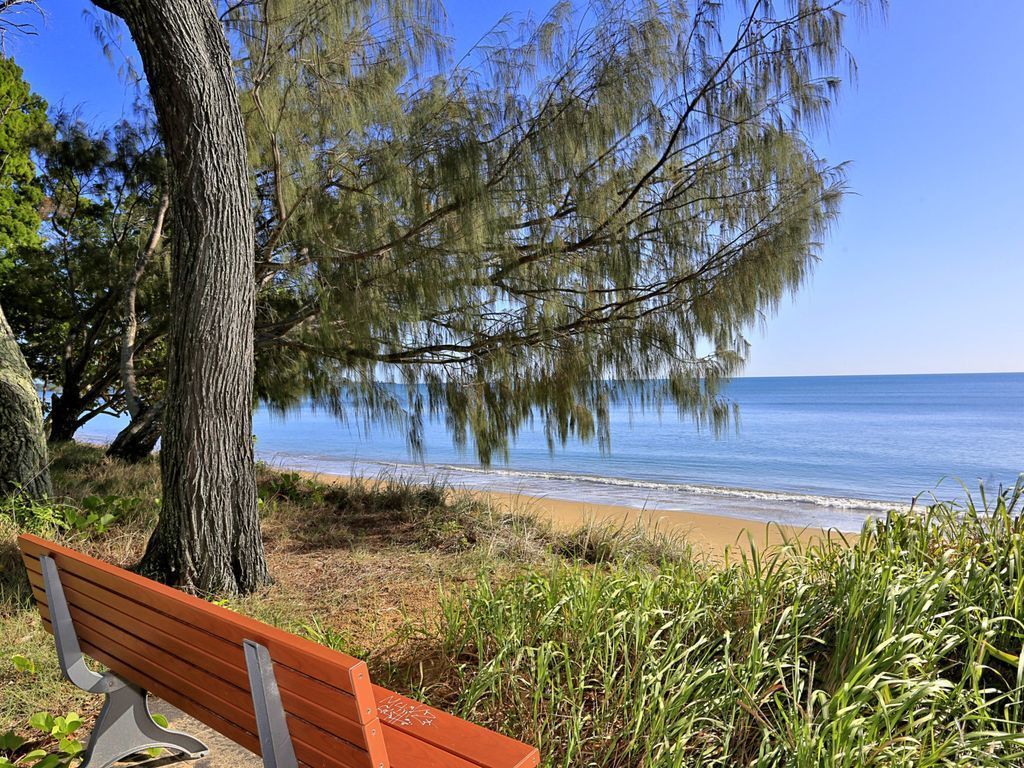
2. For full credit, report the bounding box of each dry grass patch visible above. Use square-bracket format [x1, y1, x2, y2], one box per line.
[0, 443, 569, 736]
[1, 441, 725, 766]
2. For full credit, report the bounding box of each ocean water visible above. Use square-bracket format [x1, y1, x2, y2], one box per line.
[79, 373, 1024, 532]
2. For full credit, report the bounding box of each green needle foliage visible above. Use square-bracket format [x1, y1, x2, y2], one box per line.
[0, 50, 51, 499]
[228, 0, 869, 463]
[0, 55, 47, 257]
[434, 481, 1024, 767]
[31, 0, 876, 459]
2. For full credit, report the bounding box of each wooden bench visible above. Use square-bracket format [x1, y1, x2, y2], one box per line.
[18, 534, 540, 768]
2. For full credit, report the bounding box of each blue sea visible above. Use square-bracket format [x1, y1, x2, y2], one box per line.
[79, 373, 1024, 532]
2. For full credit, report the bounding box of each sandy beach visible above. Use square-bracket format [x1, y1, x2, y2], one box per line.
[298, 470, 845, 556]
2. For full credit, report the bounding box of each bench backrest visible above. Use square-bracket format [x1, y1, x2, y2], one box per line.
[18, 534, 389, 768]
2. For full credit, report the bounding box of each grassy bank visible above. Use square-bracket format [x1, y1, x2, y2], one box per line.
[2, 445, 1023, 766]
[0, 443, 685, 761]
[434, 493, 1024, 766]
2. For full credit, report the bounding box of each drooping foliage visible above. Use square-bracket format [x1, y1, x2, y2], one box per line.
[55, 0, 870, 465]
[228, 0, 861, 463]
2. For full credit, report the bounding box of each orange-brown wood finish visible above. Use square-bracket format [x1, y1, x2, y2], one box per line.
[20, 534, 386, 768]
[18, 534, 540, 768]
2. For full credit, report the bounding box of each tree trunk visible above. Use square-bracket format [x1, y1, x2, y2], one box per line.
[47, 388, 82, 443]
[0, 304, 51, 499]
[106, 189, 171, 465]
[106, 403, 162, 463]
[93, 0, 268, 594]
[122, 190, 169, 421]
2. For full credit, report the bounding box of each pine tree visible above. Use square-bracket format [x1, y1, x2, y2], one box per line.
[0, 116, 169, 445]
[81, 0, 870, 592]
[239, 0, 860, 462]
[0, 54, 50, 498]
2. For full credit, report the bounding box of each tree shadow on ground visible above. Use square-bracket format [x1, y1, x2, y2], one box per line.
[259, 471, 483, 554]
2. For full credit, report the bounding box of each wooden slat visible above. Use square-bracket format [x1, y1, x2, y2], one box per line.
[23, 562, 367, 730]
[42, 621, 319, 768]
[30, 593, 371, 754]
[19, 534, 542, 768]
[34, 611, 389, 768]
[19, 536, 387, 768]
[18, 536, 374, 714]
[373, 687, 540, 768]
[382, 728, 481, 768]
[37, 594, 373, 768]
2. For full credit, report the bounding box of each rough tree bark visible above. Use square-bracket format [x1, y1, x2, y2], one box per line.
[0, 303, 51, 498]
[107, 403, 163, 462]
[92, 0, 269, 593]
[107, 191, 169, 463]
[47, 388, 82, 443]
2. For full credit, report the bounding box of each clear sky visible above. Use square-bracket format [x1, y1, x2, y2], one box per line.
[6, 1, 1023, 377]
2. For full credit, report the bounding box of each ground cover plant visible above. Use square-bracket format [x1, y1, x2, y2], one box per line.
[2, 444, 1023, 767]
[431, 483, 1024, 767]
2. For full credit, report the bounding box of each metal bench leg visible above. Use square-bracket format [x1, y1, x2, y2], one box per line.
[39, 555, 209, 768]
[243, 640, 298, 768]
[79, 679, 210, 768]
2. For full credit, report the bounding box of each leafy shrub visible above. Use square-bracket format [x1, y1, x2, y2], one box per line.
[0, 711, 84, 767]
[0, 498, 69, 535]
[552, 518, 690, 565]
[70, 495, 143, 533]
[259, 471, 321, 504]
[0, 494, 141, 537]
[1, 655, 171, 767]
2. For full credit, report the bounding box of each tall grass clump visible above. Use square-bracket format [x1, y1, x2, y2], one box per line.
[434, 479, 1024, 767]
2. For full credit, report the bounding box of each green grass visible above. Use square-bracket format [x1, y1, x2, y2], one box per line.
[4, 444, 1024, 767]
[0, 444, 164, 739]
[0, 445, 561, 736]
[427, 480, 1024, 767]
[0, 514, 96, 743]
[260, 467, 550, 556]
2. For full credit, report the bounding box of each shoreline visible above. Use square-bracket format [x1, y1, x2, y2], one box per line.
[78, 434, 867, 550]
[260, 454, 889, 532]
[79, 430, 917, 534]
[295, 469, 851, 556]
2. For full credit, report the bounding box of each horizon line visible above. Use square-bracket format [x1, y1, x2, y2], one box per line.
[737, 370, 1024, 379]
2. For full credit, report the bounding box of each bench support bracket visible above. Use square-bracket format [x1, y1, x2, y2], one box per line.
[243, 640, 298, 768]
[81, 680, 210, 768]
[39, 555, 209, 768]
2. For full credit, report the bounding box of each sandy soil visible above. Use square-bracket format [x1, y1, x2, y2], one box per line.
[297, 470, 846, 557]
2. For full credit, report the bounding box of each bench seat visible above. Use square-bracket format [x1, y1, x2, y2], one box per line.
[18, 534, 539, 768]
[374, 687, 538, 768]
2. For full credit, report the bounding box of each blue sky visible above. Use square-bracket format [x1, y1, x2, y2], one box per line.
[7, 1, 1023, 377]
